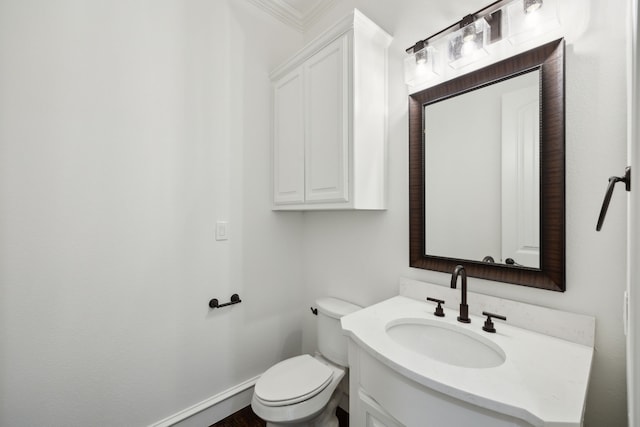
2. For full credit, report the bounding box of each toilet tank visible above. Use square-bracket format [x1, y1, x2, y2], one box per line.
[316, 297, 361, 366]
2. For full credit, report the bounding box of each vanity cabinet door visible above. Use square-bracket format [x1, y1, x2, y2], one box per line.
[358, 390, 405, 427]
[304, 36, 349, 204]
[273, 66, 305, 205]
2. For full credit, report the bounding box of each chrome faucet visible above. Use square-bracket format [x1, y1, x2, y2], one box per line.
[450, 265, 470, 323]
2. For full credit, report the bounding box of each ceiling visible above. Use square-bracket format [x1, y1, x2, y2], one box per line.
[245, 0, 336, 32]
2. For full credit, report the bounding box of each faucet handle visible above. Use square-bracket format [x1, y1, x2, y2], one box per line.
[482, 311, 507, 333]
[426, 297, 445, 317]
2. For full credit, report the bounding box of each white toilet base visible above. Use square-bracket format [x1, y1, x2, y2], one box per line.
[264, 386, 342, 427]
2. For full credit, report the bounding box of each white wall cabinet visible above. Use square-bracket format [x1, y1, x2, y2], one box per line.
[270, 10, 392, 210]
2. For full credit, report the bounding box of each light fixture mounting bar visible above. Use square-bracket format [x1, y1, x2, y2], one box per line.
[405, 0, 509, 53]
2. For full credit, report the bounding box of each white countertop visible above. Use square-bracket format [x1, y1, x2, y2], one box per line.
[341, 295, 594, 427]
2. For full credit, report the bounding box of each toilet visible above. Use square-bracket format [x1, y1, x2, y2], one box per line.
[251, 297, 361, 427]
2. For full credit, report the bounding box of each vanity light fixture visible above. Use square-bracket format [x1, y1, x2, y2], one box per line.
[404, 0, 504, 82]
[461, 15, 478, 42]
[404, 39, 440, 86]
[507, 0, 559, 44]
[448, 14, 491, 69]
[403, 0, 560, 86]
[413, 40, 428, 65]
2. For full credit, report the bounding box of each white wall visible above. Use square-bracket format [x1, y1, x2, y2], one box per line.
[301, 1, 629, 426]
[0, 1, 304, 426]
[0, 0, 630, 425]
[424, 77, 502, 261]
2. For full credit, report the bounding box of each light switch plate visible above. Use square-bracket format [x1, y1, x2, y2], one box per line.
[216, 221, 229, 241]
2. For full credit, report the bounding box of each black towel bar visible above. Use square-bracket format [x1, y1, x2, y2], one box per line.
[209, 294, 242, 309]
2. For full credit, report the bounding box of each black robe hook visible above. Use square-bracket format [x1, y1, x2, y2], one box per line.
[596, 167, 631, 231]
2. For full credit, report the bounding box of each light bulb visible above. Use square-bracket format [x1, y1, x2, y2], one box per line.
[461, 39, 478, 56]
[524, 0, 543, 14]
[462, 24, 477, 42]
[415, 49, 428, 65]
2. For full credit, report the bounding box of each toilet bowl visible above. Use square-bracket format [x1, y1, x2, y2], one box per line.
[251, 298, 361, 427]
[251, 354, 344, 426]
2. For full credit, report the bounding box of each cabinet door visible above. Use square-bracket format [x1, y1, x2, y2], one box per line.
[358, 390, 404, 427]
[304, 36, 350, 203]
[273, 67, 305, 205]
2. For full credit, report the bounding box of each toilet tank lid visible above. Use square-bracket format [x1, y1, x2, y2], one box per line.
[315, 297, 361, 319]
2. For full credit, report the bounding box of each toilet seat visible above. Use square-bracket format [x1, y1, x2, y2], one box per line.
[254, 355, 334, 407]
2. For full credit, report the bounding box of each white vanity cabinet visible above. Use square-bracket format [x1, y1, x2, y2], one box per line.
[347, 340, 532, 427]
[270, 10, 392, 210]
[342, 290, 595, 427]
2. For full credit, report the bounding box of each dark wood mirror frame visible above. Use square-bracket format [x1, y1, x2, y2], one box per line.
[409, 38, 565, 291]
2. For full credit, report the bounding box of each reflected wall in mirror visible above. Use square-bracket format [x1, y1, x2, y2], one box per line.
[409, 39, 565, 291]
[425, 70, 540, 269]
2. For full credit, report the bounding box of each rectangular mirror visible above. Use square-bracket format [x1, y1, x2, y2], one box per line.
[409, 39, 565, 291]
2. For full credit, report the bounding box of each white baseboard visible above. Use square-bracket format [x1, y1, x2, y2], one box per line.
[149, 376, 260, 427]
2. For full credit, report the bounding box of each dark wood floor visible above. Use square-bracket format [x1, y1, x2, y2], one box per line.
[211, 405, 349, 427]
[211, 406, 265, 427]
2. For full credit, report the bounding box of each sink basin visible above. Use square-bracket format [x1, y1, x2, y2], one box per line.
[386, 319, 506, 368]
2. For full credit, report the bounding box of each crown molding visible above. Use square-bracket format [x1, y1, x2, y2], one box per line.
[246, 0, 336, 32]
[301, 0, 337, 28]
